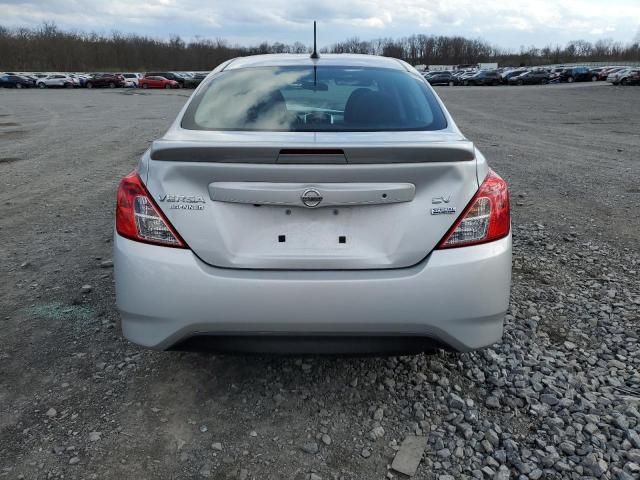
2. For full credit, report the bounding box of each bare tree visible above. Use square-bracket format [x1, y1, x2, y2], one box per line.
[1, 22, 639, 72]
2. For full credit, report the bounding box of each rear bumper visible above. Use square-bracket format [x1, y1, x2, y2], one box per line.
[114, 233, 511, 352]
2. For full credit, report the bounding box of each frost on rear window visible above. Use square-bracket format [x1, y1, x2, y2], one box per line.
[182, 66, 448, 132]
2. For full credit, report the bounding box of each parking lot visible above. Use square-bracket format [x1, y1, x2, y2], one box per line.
[1, 83, 639, 479]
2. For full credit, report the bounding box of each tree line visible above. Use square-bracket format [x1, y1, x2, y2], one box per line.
[330, 35, 640, 66]
[1, 23, 638, 72]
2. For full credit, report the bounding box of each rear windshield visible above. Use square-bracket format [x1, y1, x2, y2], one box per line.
[181, 66, 448, 132]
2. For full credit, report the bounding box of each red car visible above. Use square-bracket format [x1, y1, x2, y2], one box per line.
[139, 76, 179, 89]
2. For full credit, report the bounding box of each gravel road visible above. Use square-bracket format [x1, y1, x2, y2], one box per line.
[1, 84, 639, 480]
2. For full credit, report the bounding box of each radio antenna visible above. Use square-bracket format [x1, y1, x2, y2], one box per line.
[310, 21, 320, 59]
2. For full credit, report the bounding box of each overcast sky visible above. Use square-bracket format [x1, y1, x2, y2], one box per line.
[2, 0, 639, 49]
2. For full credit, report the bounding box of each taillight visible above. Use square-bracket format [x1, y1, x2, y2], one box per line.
[437, 169, 510, 249]
[115, 171, 187, 248]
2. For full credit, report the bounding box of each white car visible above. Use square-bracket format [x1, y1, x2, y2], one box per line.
[122, 73, 142, 87]
[67, 74, 84, 87]
[114, 54, 512, 354]
[36, 74, 75, 88]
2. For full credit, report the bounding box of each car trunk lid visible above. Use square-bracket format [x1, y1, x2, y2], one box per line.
[144, 133, 478, 270]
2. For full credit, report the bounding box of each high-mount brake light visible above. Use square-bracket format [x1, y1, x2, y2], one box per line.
[115, 170, 187, 248]
[437, 170, 510, 249]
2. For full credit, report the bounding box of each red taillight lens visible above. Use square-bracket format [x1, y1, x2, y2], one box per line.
[437, 169, 510, 249]
[115, 171, 187, 248]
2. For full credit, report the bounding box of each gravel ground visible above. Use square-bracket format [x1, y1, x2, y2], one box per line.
[1, 83, 639, 480]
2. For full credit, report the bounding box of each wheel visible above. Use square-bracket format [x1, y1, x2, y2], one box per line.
[142, 83, 148, 89]
[109, 82, 115, 88]
[621, 78, 628, 86]
[66, 83, 74, 89]
[542, 79, 549, 85]
[517, 80, 523, 86]
[448, 81, 454, 86]
[38, 82, 46, 88]
[567, 76, 574, 83]
[86, 82, 93, 89]
[16, 83, 22, 89]
[165, 84, 171, 89]
[591, 75, 598, 82]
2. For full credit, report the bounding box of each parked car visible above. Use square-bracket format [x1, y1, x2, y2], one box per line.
[67, 74, 83, 87]
[617, 69, 640, 85]
[507, 70, 550, 85]
[120, 73, 142, 87]
[606, 68, 628, 84]
[558, 67, 596, 83]
[183, 72, 207, 88]
[464, 70, 502, 86]
[606, 68, 638, 85]
[139, 76, 179, 89]
[36, 74, 76, 88]
[547, 67, 566, 81]
[145, 71, 184, 87]
[454, 70, 477, 83]
[587, 67, 607, 80]
[113, 54, 511, 354]
[22, 74, 40, 84]
[501, 68, 527, 83]
[0, 74, 34, 88]
[598, 66, 630, 80]
[623, 70, 640, 85]
[85, 73, 126, 88]
[426, 71, 459, 86]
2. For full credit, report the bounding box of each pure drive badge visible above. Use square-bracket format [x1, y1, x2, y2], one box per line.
[431, 207, 457, 215]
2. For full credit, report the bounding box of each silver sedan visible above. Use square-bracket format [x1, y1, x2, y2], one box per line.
[114, 53, 512, 354]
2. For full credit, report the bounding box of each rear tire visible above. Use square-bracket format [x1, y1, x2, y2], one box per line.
[517, 79, 523, 86]
[165, 84, 171, 89]
[448, 81, 454, 86]
[142, 83, 148, 89]
[38, 83, 46, 89]
[86, 82, 93, 89]
[567, 76, 574, 83]
[621, 78, 628, 86]
[16, 83, 22, 89]
[591, 75, 598, 82]
[109, 82, 115, 88]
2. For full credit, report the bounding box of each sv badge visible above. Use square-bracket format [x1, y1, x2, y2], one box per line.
[431, 195, 451, 204]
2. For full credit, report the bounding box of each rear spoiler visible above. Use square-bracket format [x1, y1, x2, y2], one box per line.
[150, 140, 475, 164]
